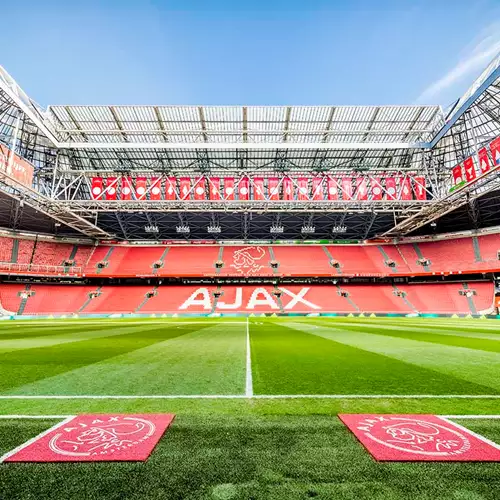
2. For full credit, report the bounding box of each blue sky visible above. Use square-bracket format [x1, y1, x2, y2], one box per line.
[3, 0, 500, 107]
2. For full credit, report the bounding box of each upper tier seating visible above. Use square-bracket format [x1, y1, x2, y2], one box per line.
[0, 237, 13, 263]
[31, 241, 74, 267]
[0, 233, 498, 278]
[1, 282, 493, 316]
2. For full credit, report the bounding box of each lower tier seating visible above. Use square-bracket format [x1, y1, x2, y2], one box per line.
[0, 282, 493, 316]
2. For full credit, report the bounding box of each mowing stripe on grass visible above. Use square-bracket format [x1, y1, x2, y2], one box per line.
[311, 320, 500, 342]
[250, 322, 494, 395]
[306, 320, 500, 354]
[0, 324, 151, 353]
[6, 323, 246, 396]
[246, 317, 253, 397]
[290, 321, 500, 392]
[0, 324, 201, 394]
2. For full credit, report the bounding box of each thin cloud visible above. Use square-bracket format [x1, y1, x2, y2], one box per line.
[416, 23, 500, 104]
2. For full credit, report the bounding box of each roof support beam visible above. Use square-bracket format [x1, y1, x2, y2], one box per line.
[56, 141, 428, 150]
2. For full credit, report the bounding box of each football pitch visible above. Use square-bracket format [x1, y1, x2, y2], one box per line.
[1, 317, 500, 499]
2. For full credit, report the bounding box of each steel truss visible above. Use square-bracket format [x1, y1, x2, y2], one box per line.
[1, 60, 500, 240]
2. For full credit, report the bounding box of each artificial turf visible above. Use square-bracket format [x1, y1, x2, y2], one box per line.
[0, 316, 500, 499]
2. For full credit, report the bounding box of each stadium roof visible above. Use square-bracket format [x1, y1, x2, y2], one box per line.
[1, 54, 500, 242]
[47, 104, 441, 148]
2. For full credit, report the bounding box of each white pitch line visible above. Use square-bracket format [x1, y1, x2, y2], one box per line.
[0, 415, 72, 419]
[245, 317, 253, 398]
[0, 394, 500, 400]
[0, 415, 75, 463]
[438, 416, 500, 450]
[442, 415, 500, 419]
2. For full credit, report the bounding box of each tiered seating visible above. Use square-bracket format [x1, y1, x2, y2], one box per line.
[1, 282, 493, 316]
[85, 246, 166, 276]
[376, 245, 412, 273]
[403, 282, 493, 315]
[218, 246, 274, 276]
[413, 239, 476, 274]
[31, 241, 74, 267]
[271, 246, 332, 276]
[160, 247, 220, 276]
[477, 234, 500, 266]
[0, 284, 26, 313]
[326, 246, 389, 275]
[346, 285, 414, 313]
[0, 237, 13, 262]
[73, 244, 95, 268]
[83, 286, 151, 314]
[16, 239, 35, 264]
[22, 285, 94, 315]
[142, 286, 218, 313]
[0, 233, 498, 278]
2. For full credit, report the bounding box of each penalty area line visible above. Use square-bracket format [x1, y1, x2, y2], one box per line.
[0, 394, 500, 400]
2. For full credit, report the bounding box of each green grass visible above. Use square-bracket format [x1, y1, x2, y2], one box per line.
[0, 316, 500, 499]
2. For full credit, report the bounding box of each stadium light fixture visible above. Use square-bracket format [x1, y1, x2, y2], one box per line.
[332, 225, 347, 234]
[301, 225, 315, 234]
[207, 225, 221, 234]
[176, 225, 190, 234]
[144, 225, 159, 233]
[270, 225, 284, 234]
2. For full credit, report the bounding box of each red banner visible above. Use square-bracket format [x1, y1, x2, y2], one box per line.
[208, 177, 221, 200]
[327, 177, 339, 200]
[312, 177, 324, 200]
[165, 177, 177, 200]
[194, 177, 206, 200]
[478, 147, 491, 174]
[91, 177, 103, 200]
[490, 137, 500, 166]
[413, 176, 426, 200]
[0, 144, 34, 187]
[150, 177, 162, 200]
[463, 157, 476, 182]
[283, 177, 293, 201]
[355, 177, 367, 200]
[224, 177, 235, 200]
[179, 177, 191, 200]
[452, 165, 463, 185]
[136, 177, 147, 200]
[371, 177, 382, 200]
[385, 177, 397, 200]
[121, 177, 133, 200]
[253, 177, 265, 200]
[400, 177, 412, 200]
[297, 177, 309, 201]
[342, 177, 353, 200]
[239, 177, 249, 200]
[105, 177, 118, 200]
[268, 177, 280, 200]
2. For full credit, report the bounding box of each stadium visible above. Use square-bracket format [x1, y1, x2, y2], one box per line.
[1, 44, 500, 498]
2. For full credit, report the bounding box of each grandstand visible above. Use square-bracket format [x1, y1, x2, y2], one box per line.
[0, 55, 500, 319]
[2, 45, 500, 500]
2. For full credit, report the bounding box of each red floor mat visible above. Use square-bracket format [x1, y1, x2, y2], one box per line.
[2, 413, 175, 462]
[339, 414, 500, 461]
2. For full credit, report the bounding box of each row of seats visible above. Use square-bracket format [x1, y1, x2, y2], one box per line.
[0, 233, 498, 277]
[0, 282, 493, 316]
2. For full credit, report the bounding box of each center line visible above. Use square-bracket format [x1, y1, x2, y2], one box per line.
[245, 316, 253, 397]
